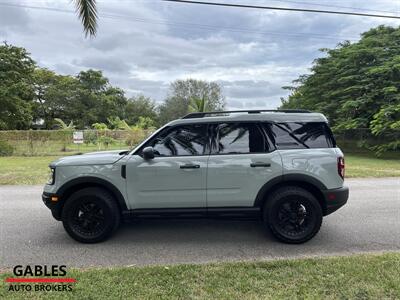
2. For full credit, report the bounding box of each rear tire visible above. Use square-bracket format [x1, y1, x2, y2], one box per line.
[61, 187, 120, 243]
[263, 186, 322, 244]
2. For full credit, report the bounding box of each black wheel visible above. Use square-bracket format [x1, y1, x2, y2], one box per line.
[61, 187, 120, 243]
[263, 186, 322, 244]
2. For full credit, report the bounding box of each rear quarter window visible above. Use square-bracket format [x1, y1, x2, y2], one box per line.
[264, 122, 335, 149]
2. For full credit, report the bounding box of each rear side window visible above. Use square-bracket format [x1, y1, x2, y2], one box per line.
[216, 123, 266, 154]
[265, 122, 335, 149]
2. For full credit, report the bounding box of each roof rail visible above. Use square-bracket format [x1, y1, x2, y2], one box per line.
[181, 109, 311, 119]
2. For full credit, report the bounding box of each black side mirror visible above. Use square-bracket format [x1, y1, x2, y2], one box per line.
[142, 146, 155, 160]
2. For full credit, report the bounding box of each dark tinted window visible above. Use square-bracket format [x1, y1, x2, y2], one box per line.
[148, 124, 208, 156]
[266, 122, 335, 149]
[217, 123, 265, 154]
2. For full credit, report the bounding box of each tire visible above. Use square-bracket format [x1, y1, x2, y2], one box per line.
[61, 187, 120, 243]
[263, 186, 322, 244]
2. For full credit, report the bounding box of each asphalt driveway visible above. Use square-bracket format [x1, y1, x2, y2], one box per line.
[0, 177, 399, 268]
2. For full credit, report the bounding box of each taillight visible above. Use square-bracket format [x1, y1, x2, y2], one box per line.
[338, 157, 345, 179]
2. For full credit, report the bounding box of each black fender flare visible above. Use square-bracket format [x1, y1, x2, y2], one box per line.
[254, 174, 327, 207]
[56, 176, 128, 211]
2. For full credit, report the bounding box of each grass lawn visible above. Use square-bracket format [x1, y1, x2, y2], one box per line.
[345, 153, 400, 178]
[0, 152, 399, 185]
[0, 156, 59, 185]
[0, 253, 399, 299]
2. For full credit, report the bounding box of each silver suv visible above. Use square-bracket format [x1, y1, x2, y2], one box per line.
[42, 110, 349, 244]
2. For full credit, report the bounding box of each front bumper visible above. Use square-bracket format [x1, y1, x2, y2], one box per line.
[42, 192, 62, 220]
[323, 186, 349, 215]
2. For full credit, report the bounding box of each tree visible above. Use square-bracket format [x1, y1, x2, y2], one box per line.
[370, 104, 400, 154]
[281, 25, 400, 153]
[54, 118, 75, 130]
[32, 69, 128, 129]
[54, 118, 75, 152]
[64, 70, 127, 128]
[32, 68, 57, 127]
[125, 95, 158, 126]
[74, 0, 98, 37]
[158, 79, 225, 124]
[32, 70, 83, 128]
[189, 97, 209, 112]
[0, 43, 36, 129]
[32, 69, 79, 129]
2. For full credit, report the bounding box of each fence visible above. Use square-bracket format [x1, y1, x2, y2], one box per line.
[0, 128, 395, 156]
[0, 129, 154, 156]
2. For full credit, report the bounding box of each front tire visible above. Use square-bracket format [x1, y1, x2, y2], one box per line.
[263, 186, 322, 244]
[61, 187, 120, 243]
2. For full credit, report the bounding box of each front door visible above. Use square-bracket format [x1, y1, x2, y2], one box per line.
[126, 123, 209, 209]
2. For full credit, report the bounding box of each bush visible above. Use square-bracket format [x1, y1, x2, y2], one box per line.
[0, 140, 14, 156]
[84, 131, 98, 145]
[92, 123, 108, 130]
[0, 130, 71, 142]
[125, 127, 147, 147]
[98, 136, 116, 149]
[135, 116, 155, 129]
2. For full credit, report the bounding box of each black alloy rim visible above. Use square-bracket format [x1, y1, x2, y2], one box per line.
[275, 198, 314, 237]
[70, 200, 106, 236]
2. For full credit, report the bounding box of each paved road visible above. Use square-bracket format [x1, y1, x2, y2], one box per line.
[0, 178, 399, 268]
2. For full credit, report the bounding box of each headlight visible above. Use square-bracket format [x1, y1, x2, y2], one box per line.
[47, 168, 55, 185]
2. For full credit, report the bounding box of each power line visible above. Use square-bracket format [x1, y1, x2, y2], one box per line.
[103, 14, 358, 41]
[0, 2, 359, 41]
[162, 0, 400, 20]
[265, 0, 397, 15]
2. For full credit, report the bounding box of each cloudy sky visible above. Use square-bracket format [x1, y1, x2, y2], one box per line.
[1, 0, 399, 109]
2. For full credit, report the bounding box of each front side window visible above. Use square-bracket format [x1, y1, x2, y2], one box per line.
[147, 124, 208, 156]
[216, 123, 265, 154]
[266, 122, 335, 149]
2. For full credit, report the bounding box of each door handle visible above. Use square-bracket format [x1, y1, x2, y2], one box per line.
[250, 162, 271, 168]
[180, 164, 200, 169]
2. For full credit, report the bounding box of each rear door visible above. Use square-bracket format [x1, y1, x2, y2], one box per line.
[206, 122, 282, 207]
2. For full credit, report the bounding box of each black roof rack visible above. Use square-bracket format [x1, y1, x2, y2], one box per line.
[182, 109, 311, 119]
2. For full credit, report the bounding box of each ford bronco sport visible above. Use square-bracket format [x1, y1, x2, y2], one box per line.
[43, 110, 348, 244]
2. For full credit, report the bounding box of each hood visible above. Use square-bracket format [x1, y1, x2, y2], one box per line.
[50, 150, 129, 167]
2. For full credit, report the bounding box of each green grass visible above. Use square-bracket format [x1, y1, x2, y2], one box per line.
[1, 253, 399, 299]
[0, 152, 399, 185]
[0, 156, 59, 185]
[345, 153, 400, 178]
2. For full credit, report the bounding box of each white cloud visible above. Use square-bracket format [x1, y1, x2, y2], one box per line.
[0, 0, 399, 109]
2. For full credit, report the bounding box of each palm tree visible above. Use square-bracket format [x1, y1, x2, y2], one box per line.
[74, 0, 98, 37]
[189, 97, 209, 112]
[54, 118, 75, 130]
[54, 118, 75, 151]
